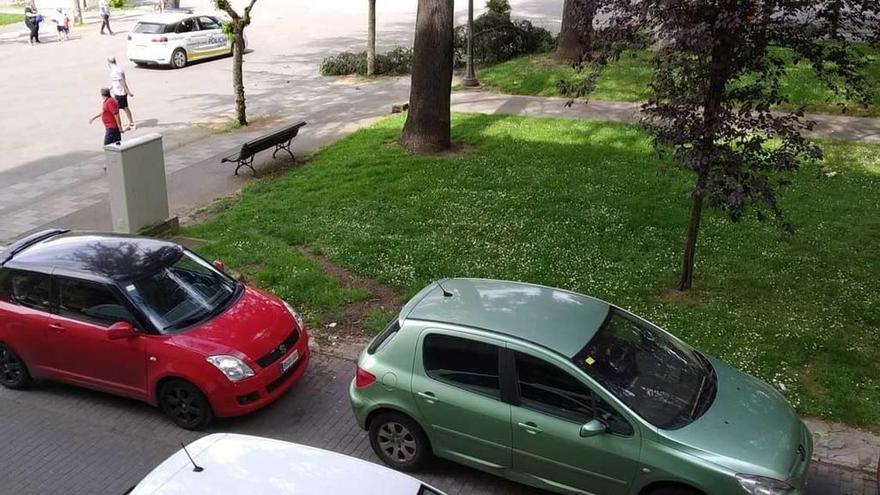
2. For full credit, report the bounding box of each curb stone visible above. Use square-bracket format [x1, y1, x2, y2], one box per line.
[807, 418, 880, 475]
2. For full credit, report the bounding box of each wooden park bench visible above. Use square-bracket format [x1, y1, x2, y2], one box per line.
[222, 121, 307, 176]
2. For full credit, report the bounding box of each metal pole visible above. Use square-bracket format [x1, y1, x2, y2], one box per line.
[462, 0, 480, 87]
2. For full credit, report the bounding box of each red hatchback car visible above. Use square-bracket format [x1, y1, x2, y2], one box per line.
[0, 230, 310, 429]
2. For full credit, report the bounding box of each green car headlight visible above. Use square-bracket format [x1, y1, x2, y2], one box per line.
[735, 474, 794, 495]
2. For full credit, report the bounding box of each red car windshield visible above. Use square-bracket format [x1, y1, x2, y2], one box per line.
[124, 251, 238, 333]
[573, 309, 716, 430]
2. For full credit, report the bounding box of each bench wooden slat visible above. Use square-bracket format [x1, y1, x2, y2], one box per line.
[221, 121, 307, 175]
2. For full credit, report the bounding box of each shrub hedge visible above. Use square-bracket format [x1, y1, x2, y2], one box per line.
[320, 47, 414, 76]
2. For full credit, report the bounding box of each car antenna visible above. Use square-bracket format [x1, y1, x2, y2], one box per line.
[180, 442, 204, 473]
[436, 279, 453, 297]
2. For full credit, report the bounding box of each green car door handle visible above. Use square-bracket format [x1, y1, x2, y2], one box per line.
[418, 391, 439, 404]
[517, 422, 543, 434]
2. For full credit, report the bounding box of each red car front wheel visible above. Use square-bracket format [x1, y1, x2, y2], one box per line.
[159, 379, 214, 430]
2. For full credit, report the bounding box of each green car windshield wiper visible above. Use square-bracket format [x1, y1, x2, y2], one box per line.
[689, 374, 709, 419]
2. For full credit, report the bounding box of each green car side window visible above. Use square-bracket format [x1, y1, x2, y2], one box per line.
[423, 333, 501, 399]
[515, 351, 633, 436]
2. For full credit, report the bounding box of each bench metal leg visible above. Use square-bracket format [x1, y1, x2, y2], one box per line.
[273, 139, 296, 161]
[234, 156, 256, 176]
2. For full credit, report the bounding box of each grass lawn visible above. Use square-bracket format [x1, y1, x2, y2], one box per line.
[473, 51, 654, 101]
[475, 47, 880, 116]
[0, 13, 24, 26]
[185, 114, 880, 430]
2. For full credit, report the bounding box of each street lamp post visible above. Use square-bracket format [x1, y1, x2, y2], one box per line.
[461, 0, 480, 87]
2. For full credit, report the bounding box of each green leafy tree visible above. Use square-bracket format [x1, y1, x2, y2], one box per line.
[484, 0, 510, 16]
[367, 0, 377, 76]
[215, 0, 258, 126]
[401, 0, 455, 153]
[556, 0, 597, 62]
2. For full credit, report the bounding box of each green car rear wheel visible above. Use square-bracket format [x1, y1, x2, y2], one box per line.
[368, 412, 430, 471]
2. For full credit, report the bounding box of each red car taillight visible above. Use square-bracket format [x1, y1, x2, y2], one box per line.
[355, 366, 376, 388]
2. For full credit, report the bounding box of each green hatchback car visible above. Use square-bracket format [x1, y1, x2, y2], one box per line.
[350, 279, 812, 495]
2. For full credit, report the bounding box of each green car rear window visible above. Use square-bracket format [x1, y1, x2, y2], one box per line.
[368, 320, 400, 355]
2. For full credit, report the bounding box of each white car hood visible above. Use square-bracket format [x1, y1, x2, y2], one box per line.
[131, 434, 432, 495]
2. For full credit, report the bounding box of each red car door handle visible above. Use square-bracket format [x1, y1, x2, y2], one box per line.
[49, 323, 65, 333]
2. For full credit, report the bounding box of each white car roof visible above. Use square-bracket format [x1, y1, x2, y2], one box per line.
[136, 13, 194, 24]
[130, 434, 440, 495]
[136, 11, 229, 25]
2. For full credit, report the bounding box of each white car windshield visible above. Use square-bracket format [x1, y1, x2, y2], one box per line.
[125, 250, 238, 333]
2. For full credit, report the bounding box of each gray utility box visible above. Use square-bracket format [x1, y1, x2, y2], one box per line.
[104, 133, 171, 234]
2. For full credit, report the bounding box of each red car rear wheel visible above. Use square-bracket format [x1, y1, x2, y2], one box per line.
[0, 343, 31, 390]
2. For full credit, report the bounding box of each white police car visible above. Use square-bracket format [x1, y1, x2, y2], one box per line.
[127, 13, 244, 69]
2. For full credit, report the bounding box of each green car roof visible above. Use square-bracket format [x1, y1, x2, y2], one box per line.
[403, 278, 611, 358]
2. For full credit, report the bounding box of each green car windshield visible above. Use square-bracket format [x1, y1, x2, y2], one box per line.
[573, 309, 716, 430]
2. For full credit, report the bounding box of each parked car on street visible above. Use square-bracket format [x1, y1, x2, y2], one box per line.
[128, 433, 447, 494]
[127, 13, 243, 69]
[0, 230, 309, 429]
[350, 278, 812, 495]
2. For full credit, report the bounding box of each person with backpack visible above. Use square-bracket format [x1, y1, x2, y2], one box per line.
[24, 4, 40, 45]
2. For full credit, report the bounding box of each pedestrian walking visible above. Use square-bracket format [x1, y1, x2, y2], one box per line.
[89, 87, 124, 147]
[63, 11, 71, 37]
[99, 0, 113, 35]
[108, 57, 135, 129]
[52, 8, 70, 42]
[24, 4, 40, 45]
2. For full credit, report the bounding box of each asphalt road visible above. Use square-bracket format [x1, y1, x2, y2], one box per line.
[0, 351, 875, 494]
[0, 0, 561, 177]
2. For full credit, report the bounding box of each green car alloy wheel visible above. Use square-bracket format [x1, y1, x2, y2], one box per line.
[350, 278, 811, 495]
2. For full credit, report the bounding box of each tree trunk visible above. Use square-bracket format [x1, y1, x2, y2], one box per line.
[401, 0, 454, 154]
[556, 0, 595, 62]
[678, 176, 706, 291]
[367, 0, 377, 76]
[677, 47, 727, 291]
[72, 0, 82, 24]
[232, 26, 247, 126]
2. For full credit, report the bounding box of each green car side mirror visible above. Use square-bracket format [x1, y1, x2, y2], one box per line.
[580, 419, 607, 438]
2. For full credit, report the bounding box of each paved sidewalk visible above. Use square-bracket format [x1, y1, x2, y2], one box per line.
[0, 350, 876, 495]
[0, 7, 146, 40]
[0, 77, 411, 243]
[5, 90, 880, 245]
[450, 91, 880, 142]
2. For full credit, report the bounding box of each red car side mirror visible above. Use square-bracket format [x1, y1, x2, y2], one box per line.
[107, 321, 137, 340]
[212, 259, 225, 271]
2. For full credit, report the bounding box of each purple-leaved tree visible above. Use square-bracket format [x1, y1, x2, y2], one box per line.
[566, 0, 878, 290]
